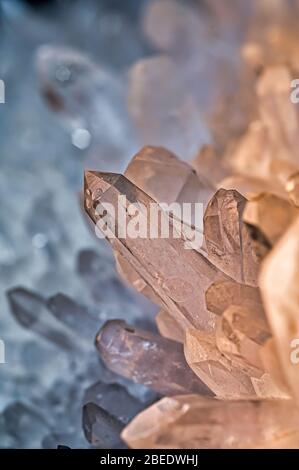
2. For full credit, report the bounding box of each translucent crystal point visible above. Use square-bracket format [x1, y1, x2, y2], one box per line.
[96, 320, 212, 396]
[122, 395, 299, 449]
[204, 188, 260, 286]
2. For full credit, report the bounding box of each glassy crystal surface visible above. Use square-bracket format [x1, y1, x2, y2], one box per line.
[205, 279, 264, 317]
[215, 305, 270, 377]
[82, 403, 125, 449]
[122, 395, 299, 449]
[125, 145, 214, 208]
[4, 0, 299, 450]
[204, 188, 260, 286]
[84, 170, 228, 331]
[243, 193, 299, 247]
[184, 329, 255, 398]
[96, 320, 212, 396]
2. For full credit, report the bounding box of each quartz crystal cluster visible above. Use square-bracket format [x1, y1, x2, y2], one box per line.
[83, 2, 299, 448]
[4, 0, 299, 450]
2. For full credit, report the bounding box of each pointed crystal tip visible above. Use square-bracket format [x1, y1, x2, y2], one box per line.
[84, 171, 121, 195]
[84, 171, 122, 216]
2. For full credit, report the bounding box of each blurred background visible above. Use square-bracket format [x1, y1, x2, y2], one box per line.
[0, 0, 262, 448]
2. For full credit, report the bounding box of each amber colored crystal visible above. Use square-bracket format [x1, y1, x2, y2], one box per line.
[260, 216, 299, 403]
[215, 305, 270, 378]
[243, 192, 299, 247]
[205, 279, 264, 317]
[286, 171, 299, 207]
[95, 320, 212, 397]
[122, 395, 299, 449]
[84, 170, 227, 331]
[204, 188, 260, 286]
[184, 329, 255, 398]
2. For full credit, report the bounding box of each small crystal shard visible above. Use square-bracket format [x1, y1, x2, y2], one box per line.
[96, 320, 212, 396]
[122, 395, 299, 449]
[204, 188, 260, 286]
[184, 329, 255, 398]
[82, 403, 125, 449]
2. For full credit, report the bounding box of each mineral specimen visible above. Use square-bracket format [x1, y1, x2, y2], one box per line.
[215, 305, 270, 377]
[204, 188, 260, 286]
[84, 170, 225, 331]
[205, 279, 264, 317]
[96, 320, 211, 396]
[184, 329, 255, 398]
[6, 0, 299, 451]
[125, 145, 214, 209]
[122, 395, 299, 449]
[82, 402, 125, 449]
[243, 193, 299, 247]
